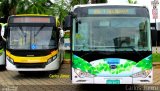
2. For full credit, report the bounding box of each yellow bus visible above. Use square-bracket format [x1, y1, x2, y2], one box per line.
[1, 14, 64, 73]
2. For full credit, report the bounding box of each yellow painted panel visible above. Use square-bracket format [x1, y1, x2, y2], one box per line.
[6, 50, 58, 63]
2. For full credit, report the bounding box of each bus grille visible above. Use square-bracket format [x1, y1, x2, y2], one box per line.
[14, 63, 46, 68]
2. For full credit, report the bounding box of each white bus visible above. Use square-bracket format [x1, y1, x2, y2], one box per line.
[64, 4, 152, 84]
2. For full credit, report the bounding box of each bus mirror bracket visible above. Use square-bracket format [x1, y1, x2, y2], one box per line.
[64, 12, 81, 31]
[0, 23, 7, 41]
[59, 27, 64, 38]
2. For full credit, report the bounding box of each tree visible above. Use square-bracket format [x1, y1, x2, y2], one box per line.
[128, 0, 137, 4]
[91, 0, 107, 4]
[70, 0, 89, 6]
[0, 0, 71, 24]
[0, 0, 19, 22]
[16, 0, 51, 14]
[51, 0, 71, 24]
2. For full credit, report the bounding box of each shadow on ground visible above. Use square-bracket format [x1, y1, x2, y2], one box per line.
[76, 84, 141, 91]
[11, 70, 61, 80]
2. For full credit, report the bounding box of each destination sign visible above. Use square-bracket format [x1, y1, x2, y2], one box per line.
[88, 8, 136, 15]
[11, 17, 51, 23]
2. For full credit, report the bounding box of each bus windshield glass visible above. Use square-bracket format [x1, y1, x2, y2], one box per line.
[9, 26, 57, 50]
[73, 17, 151, 51]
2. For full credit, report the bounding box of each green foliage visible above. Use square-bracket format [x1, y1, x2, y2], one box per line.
[70, 0, 107, 6]
[64, 52, 71, 59]
[128, 0, 137, 4]
[70, 0, 89, 6]
[0, 0, 70, 24]
[153, 53, 160, 62]
[91, 0, 107, 4]
[0, 0, 18, 16]
[17, 0, 52, 14]
[50, 0, 71, 24]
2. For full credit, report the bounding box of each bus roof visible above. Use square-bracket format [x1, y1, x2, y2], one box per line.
[72, 3, 148, 11]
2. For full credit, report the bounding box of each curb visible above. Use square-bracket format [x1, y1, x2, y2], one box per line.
[153, 62, 160, 65]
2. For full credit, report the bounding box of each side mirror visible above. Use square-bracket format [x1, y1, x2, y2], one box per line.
[63, 15, 72, 31]
[0, 23, 7, 41]
[150, 23, 156, 30]
[151, 23, 157, 46]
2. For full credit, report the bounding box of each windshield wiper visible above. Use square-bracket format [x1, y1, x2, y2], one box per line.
[118, 46, 144, 59]
[18, 26, 27, 44]
[115, 46, 143, 58]
[34, 24, 46, 37]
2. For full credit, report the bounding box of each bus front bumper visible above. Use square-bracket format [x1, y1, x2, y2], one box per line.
[72, 68, 153, 84]
[6, 57, 60, 71]
[72, 76, 153, 84]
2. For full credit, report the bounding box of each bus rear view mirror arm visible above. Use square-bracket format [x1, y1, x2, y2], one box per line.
[58, 27, 64, 38]
[0, 23, 7, 41]
[63, 12, 81, 31]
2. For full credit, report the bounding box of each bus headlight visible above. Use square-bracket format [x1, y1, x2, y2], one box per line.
[6, 56, 14, 64]
[132, 70, 151, 78]
[74, 69, 94, 78]
[47, 55, 57, 64]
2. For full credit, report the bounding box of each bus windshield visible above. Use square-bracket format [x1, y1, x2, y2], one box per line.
[9, 26, 57, 50]
[73, 17, 151, 51]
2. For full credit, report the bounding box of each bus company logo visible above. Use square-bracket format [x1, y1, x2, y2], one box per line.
[107, 58, 120, 64]
[110, 65, 117, 69]
[31, 44, 37, 50]
[26, 55, 34, 57]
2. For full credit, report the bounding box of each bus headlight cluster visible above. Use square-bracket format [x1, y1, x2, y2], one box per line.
[132, 70, 151, 78]
[6, 56, 14, 64]
[47, 55, 57, 65]
[74, 69, 94, 78]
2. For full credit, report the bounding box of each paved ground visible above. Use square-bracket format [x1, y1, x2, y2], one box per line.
[0, 64, 71, 86]
[153, 65, 160, 85]
[0, 64, 160, 91]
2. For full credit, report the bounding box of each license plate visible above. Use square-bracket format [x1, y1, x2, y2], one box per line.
[106, 80, 120, 84]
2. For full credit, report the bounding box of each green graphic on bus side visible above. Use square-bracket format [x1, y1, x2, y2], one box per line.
[72, 54, 152, 75]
